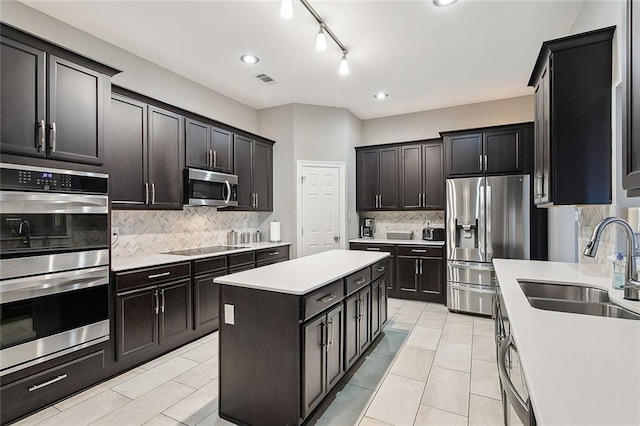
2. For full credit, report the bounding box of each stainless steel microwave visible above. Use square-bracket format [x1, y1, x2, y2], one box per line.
[184, 168, 238, 207]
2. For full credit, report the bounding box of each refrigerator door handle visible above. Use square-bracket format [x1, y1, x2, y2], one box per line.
[485, 184, 493, 261]
[478, 179, 486, 261]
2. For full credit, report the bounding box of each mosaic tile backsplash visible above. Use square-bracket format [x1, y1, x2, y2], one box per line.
[358, 211, 445, 240]
[112, 208, 260, 257]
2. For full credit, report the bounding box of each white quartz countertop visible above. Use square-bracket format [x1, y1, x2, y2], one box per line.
[214, 249, 390, 295]
[493, 259, 640, 426]
[111, 242, 292, 272]
[349, 238, 445, 246]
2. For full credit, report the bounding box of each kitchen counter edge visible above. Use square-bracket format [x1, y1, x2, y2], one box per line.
[349, 238, 445, 246]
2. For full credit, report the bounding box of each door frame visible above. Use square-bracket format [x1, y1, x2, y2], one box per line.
[296, 160, 347, 258]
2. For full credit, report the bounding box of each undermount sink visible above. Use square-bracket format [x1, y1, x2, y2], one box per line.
[527, 297, 640, 320]
[518, 280, 610, 303]
[517, 280, 640, 320]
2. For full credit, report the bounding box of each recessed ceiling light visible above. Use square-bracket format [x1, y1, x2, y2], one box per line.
[433, 0, 458, 6]
[240, 54, 260, 64]
[374, 92, 389, 100]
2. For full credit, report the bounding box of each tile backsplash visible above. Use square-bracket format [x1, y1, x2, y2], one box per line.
[359, 211, 444, 240]
[112, 208, 259, 257]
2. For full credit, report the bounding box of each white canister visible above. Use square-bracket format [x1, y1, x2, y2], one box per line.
[270, 222, 281, 242]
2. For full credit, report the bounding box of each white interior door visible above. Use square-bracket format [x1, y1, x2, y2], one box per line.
[300, 164, 342, 257]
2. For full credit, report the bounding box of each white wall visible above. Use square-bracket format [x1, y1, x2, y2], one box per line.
[360, 95, 534, 145]
[1, 0, 259, 132]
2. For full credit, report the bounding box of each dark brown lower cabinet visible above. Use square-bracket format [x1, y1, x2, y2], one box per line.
[395, 246, 445, 303]
[116, 279, 192, 361]
[302, 304, 344, 418]
[193, 272, 222, 333]
[371, 277, 388, 339]
[345, 285, 371, 370]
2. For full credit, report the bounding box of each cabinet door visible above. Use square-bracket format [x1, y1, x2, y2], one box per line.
[326, 304, 344, 391]
[400, 145, 422, 209]
[211, 127, 233, 174]
[446, 133, 483, 176]
[533, 79, 545, 205]
[396, 256, 419, 294]
[379, 147, 399, 209]
[48, 55, 105, 165]
[0, 37, 46, 157]
[234, 134, 254, 210]
[623, 0, 640, 195]
[302, 315, 325, 418]
[159, 279, 192, 345]
[194, 272, 223, 332]
[185, 118, 210, 170]
[379, 278, 388, 327]
[370, 280, 381, 339]
[253, 140, 273, 211]
[356, 149, 380, 210]
[419, 258, 444, 300]
[422, 143, 444, 209]
[483, 129, 522, 174]
[358, 286, 371, 352]
[344, 293, 359, 368]
[541, 66, 551, 204]
[116, 287, 158, 361]
[108, 95, 147, 207]
[148, 106, 184, 209]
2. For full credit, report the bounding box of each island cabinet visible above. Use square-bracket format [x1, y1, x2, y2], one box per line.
[349, 242, 396, 293]
[528, 26, 614, 206]
[114, 262, 192, 362]
[216, 250, 389, 426]
[0, 23, 119, 167]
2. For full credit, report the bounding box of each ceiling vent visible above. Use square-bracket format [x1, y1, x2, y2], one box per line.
[255, 73, 277, 84]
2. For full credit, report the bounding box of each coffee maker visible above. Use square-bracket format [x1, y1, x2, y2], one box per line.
[359, 218, 375, 239]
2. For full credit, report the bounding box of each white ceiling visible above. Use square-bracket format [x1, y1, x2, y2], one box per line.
[20, 0, 587, 120]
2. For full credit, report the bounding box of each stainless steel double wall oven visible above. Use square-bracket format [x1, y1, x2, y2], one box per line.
[0, 163, 110, 375]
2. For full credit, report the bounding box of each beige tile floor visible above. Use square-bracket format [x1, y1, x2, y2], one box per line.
[15, 299, 505, 426]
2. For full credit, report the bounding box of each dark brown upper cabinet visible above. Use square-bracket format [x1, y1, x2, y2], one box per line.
[185, 118, 233, 174]
[399, 140, 444, 210]
[106, 93, 184, 210]
[442, 125, 524, 177]
[528, 26, 614, 206]
[623, 1, 640, 196]
[0, 24, 119, 166]
[233, 135, 273, 211]
[356, 146, 399, 210]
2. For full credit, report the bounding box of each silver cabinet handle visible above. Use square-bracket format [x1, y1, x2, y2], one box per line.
[213, 150, 217, 167]
[415, 259, 418, 274]
[209, 149, 213, 167]
[317, 294, 337, 304]
[376, 266, 386, 272]
[411, 249, 427, 253]
[379, 194, 382, 207]
[49, 122, 57, 152]
[328, 318, 334, 349]
[148, 271, 170, 279]
[479, 154, 483, 171]
[366, 247, 380, 251]
[154, 289, 159, 314]
[420, 259, 423, 274]
[37, 120, 45, 152]
[268, 251, 280, 256]
[160, 289, 165, 313]
[256, 193, 259, 208]
[145, 182, 150, 205]
[29, 374, 68, 392]
[355, 277, 366, 285]
[151, 183, 156, 205]
[484, 154, 488, 171]
[419, 193, 423, 207]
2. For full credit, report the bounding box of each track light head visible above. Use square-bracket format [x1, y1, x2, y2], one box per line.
[316, 25, 327, 51]
[339, 53, 349, 75]
[280, 0, 293, 18]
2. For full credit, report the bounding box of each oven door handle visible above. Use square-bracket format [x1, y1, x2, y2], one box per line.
[0, 191, 108, 214]
[0, 266, 109, 304]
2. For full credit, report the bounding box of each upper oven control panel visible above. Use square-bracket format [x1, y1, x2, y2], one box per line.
[0, 164, 108, 194]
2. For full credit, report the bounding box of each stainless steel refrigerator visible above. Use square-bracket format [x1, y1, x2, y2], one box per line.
[446, 175, 530, 315]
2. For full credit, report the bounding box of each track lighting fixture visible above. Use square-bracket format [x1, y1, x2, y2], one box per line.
[316, 25, 327, 51]
[281, 0, 350, 75]
[433, 0, 458, 6]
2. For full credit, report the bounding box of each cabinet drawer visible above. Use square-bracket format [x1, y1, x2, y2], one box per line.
[194, 256, 227, 276]
[229, 251, 255, 267]
[256, 246, 289, 263]
[303, 280, 344, 321]
[1, 350, 105, 423]
[116, 262, 191, 292]
[350, 243, 394, 253]
[345, 267, 371, 296]
[396, 246, 443, 258]
[371, 258, 390, 282]
[229, 264, 254, 274]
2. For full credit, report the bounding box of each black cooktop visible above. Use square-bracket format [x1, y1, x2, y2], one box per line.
[164, 246, 247, 256]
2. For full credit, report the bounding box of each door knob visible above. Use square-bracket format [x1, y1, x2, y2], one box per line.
[334, 236, 340, 242]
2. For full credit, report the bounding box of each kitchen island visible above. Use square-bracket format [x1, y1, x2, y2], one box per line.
[214, 249, 390, 426]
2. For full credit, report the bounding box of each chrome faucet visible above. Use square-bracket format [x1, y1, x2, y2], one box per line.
[583, 217, 640, 301]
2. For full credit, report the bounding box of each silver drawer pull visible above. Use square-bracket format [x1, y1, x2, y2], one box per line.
[366, 247, 380, 251]
[148, 272, 170, 279]
[317, 294, 337, 304]
[268, 251, 280, 256]
[411, 249, 427, 253]
[376, 267, 386, 272]
[29, 374, 68, 392]
[355, 277, 366, 285]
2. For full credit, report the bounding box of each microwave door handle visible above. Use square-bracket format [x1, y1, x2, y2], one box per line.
[224, 180, 231, 204]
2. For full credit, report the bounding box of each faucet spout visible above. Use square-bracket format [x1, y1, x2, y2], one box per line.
[583, 217, 639, 300]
